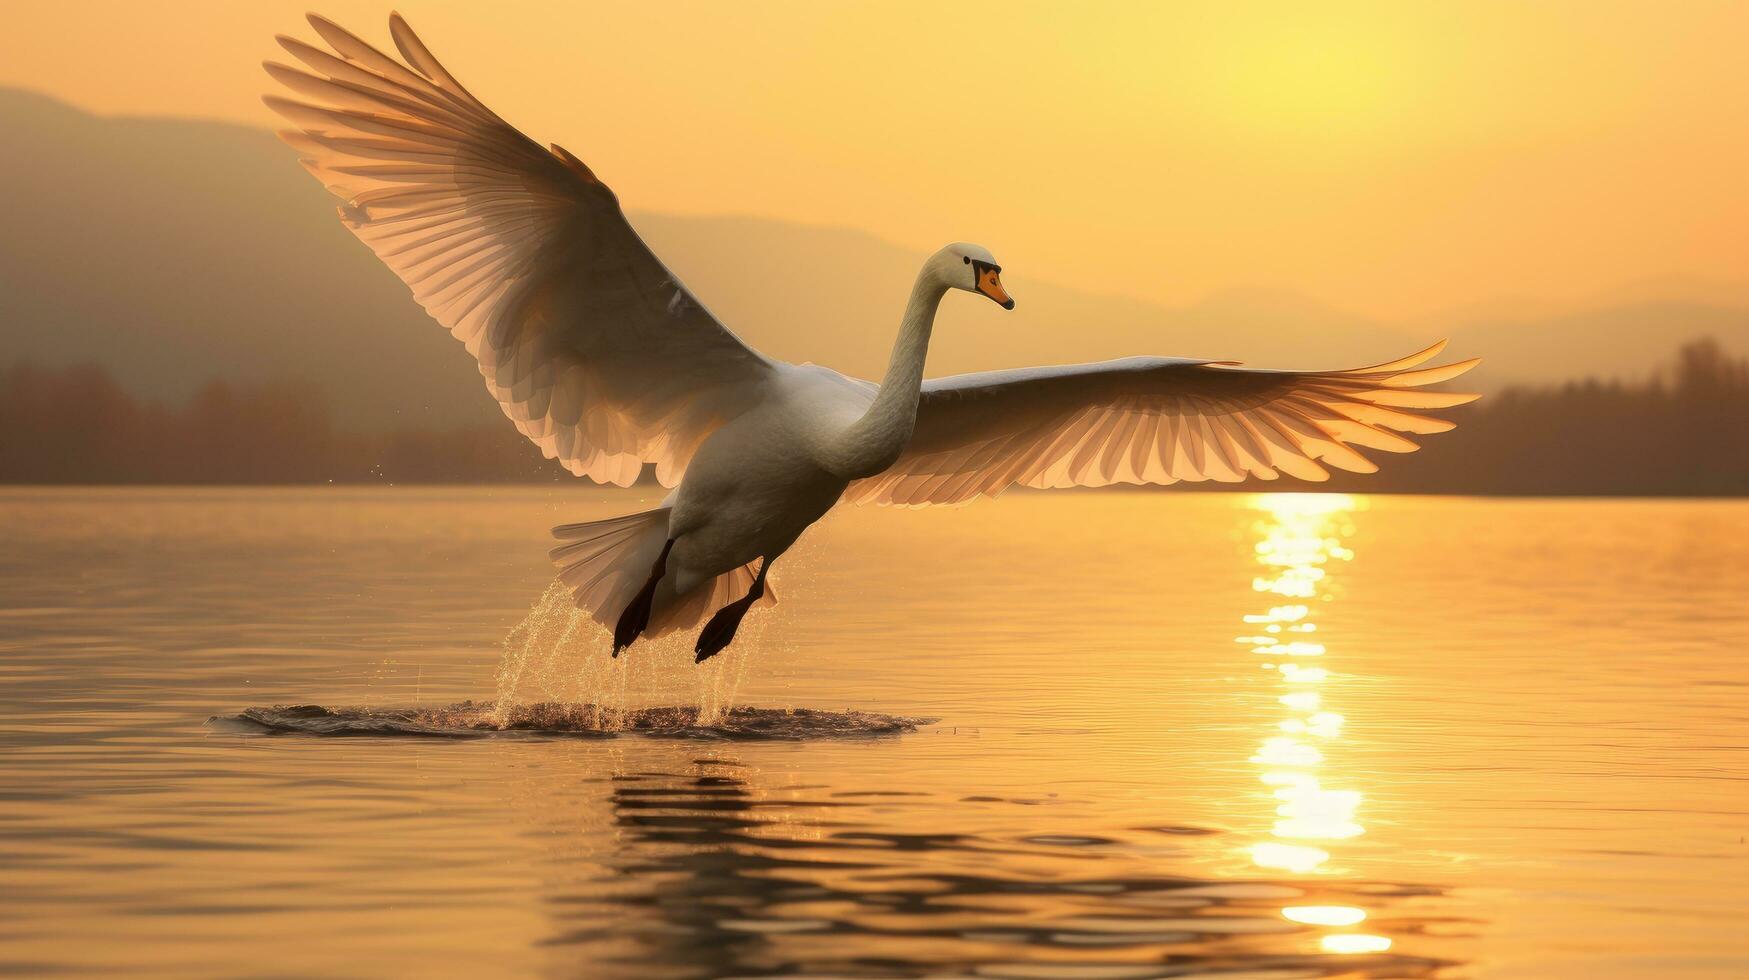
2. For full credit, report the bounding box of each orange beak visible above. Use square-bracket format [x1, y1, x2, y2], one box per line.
[972, 261, 1015, 309]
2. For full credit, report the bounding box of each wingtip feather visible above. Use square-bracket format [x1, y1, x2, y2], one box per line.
[261, 60, 301, 84]
[1382, 356, 1483, 387]
[1347, 339, 1449, 375]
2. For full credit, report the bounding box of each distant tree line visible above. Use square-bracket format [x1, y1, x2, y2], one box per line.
[1315, 338, 1749, 496]
[2, 340, 1745, 494]
[0, 364, 558, 484]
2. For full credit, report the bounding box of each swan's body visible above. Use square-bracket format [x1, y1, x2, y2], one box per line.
[664, 366, 859, 596]
[267, 14, 1480, 659]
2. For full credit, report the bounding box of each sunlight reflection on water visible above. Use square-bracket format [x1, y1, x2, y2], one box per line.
[1243, 493, 1392, 956]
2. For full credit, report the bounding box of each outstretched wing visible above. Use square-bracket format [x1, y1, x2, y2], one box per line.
[846, 342, 1479, 507]
[264, 13, 775, 486]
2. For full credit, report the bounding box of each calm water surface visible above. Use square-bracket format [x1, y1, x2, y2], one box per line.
[0, 488, 1745, 978]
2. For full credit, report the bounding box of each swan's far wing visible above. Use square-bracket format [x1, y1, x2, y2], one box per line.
[845, 342, 1479, 506]
[265, 14, 774, 486]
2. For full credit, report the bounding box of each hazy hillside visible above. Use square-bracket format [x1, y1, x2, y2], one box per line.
[0, 88, 492, 427]
[4, 87, 1746, 430]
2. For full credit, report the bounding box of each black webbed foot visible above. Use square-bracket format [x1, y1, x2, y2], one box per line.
[613, 540, 673, 656]
[694, 596, 755, 663]
[612, 580, 658, 656]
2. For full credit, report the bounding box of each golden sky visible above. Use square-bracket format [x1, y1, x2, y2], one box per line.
[3, 0, 1745, 320]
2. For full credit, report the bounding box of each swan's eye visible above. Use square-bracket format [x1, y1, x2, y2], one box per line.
[963, 256, 971, 264]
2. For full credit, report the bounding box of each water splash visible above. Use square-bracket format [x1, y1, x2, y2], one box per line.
[492, 579, 771, 728]
[214, 702, 932, 740]
[211, 579, 849, 740]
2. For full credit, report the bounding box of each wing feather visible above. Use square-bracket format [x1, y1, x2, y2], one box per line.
[847, 346, 1478, 505]
[265, 14, 776, 486]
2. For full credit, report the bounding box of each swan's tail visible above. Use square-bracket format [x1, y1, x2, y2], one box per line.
[548, 509, 775, 641]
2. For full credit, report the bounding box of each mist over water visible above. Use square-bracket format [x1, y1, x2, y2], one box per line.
[1, 487, 1745, 978]
[215, 571, 840, 739]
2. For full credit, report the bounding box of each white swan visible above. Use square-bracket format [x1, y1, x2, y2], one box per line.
[266, 14, 1479, 661]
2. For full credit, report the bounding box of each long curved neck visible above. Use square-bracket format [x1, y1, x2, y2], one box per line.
[831, 268, 947, 479]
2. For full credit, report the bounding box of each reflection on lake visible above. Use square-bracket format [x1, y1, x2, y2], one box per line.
[0, 487, 1745, 978]
[1242, 493, 1389, 956]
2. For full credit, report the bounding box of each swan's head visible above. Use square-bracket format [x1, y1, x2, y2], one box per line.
[932, 243, 1014, 310]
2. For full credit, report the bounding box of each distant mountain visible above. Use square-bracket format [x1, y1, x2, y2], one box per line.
[628, 216, 1412, 383]
[0, 88, 483, 426]
[1435, 302, 1749, 388]
[4, 87, 1746, 430]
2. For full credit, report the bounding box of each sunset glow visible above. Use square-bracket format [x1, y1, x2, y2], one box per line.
[3, 1, 1745, 320]
[2, 5, 1745, 976]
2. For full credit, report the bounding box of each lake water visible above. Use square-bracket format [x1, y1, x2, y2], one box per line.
[0, 488, 1744, 978]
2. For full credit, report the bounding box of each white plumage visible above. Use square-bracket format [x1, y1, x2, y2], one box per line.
[266, 14, 1479, 660]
